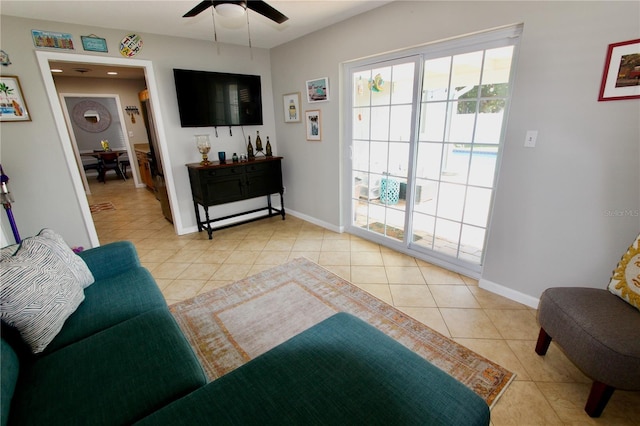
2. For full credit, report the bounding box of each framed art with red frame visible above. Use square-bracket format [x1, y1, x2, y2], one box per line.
[598, 38, 640, 101]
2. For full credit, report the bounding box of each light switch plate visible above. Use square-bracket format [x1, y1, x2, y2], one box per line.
[524, 130, 538, 148]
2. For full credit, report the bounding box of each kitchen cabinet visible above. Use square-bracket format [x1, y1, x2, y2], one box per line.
[136, 150, 154, 190]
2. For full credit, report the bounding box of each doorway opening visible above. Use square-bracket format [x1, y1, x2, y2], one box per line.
[35, 51, 180, 247]
[60, 93, 140, 194]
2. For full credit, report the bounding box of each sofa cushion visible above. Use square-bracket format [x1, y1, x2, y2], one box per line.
[137, 312, 490, 426]
[9, 308, 207, 426]
[42, 266, 167, 354]
[0, 234, 85, 353]
[1, 339, 19, 426]
[608, 233, 640, 311]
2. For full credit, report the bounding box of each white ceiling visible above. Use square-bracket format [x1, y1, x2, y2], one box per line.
[2, 0, 393, 49]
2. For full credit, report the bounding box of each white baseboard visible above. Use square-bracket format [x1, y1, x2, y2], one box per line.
[177, 205, 345, 236]
[285, 208, 344, 234]
[479, 278, 540, 309]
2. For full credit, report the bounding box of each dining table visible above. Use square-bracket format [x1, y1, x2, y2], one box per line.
[80, 149, 127, 182]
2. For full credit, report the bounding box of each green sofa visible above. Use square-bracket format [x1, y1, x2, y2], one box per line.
[1, 241, 490, 425]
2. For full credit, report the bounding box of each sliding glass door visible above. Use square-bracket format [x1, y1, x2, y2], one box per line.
[351, 57, 420, 244]
[346, 26, 521, 275]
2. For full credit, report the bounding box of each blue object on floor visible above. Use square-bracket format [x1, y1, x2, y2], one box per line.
[380, 178, 400, 205]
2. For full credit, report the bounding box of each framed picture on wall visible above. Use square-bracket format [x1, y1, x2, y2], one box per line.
[31, 29, 75, 50]
[283, 92, 301, 122]
[0, 76, 31, 122]
[305, 110, 321, 141]
[306, 77, 329, 103]
[598, 38, 640, 101]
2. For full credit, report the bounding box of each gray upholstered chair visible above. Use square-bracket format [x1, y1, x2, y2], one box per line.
[536, 287, 640, 417]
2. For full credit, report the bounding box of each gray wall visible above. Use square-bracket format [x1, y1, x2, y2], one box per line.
[269, 1, 640, 303]
[1, 2, 638, 304]
[0, 15, 276, 247]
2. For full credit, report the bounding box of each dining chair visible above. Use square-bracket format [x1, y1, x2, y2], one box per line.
[82, 160, 102, 180]
[119, 155, 131, 178]
[99, 152, 127, 183]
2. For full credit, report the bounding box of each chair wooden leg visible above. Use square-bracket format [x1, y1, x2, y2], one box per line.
[535, 327, 552, 355]
[584, 381, 614, 417]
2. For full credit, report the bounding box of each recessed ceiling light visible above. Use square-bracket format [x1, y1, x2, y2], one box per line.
[107, 71, 118, 75]
[51, 68, 63, 73]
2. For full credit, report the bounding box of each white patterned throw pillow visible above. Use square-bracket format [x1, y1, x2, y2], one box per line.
[0, 244, 18, 261]
[0, 230, 88, 353]
[37, 228, 94, 288]
[607, 233, 640, 311]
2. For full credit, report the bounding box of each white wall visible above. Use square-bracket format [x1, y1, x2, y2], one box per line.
[269, 1, 640, 303]
[0, 15, 277, 247]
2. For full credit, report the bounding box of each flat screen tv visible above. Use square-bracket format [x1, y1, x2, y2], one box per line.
[173, 69, 263, 127]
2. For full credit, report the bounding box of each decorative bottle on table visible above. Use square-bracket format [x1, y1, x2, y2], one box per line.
[265, 137, 272, 157]
[247, 136, 255, 160]
[255, 131, 263, 154]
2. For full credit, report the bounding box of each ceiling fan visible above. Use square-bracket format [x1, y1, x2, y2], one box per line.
[183, 1, 289, 24]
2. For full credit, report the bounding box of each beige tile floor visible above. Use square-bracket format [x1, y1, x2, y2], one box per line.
[87, 175, 639, 425]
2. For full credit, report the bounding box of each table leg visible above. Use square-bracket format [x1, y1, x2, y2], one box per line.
[279, 191, 285, 220]
[194, 202, 203, 232]
[203, 206, 213, 239]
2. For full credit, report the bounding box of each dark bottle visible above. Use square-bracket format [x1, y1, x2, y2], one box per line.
[232, 152, 239, 162]
[255, 131, 263, 152]
[265, 137, 272, 157]
[247, 136, 255, 160]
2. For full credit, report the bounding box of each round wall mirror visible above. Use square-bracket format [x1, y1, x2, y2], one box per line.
[72, 100, 111, 132]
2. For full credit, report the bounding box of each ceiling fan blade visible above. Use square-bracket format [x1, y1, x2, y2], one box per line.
[183, 1, 214, 18]
[247, 0, 289, 24]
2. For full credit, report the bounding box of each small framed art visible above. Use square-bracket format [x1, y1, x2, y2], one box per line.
[32, 30, 74, 50]
[306, 77, 329, 103]
[305, 110, 321, 141]
[598, 38, 640, 101]
[0, 76, 31, 122]
[283, 92, 301, 122]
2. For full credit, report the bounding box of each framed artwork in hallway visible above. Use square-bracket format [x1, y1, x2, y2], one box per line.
[305, 110, 321, 141]
[283, 92, 301, 122]
[599, 38, 640, 101]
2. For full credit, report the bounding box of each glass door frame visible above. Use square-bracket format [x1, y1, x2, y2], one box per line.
[348, 54, 423, 255]
[342, 24, 523, 278]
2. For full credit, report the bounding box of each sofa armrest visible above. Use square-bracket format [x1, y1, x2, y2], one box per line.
[78, 241, 141, 281]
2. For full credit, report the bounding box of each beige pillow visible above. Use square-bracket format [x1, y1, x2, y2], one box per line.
[608, 233, 640, 311]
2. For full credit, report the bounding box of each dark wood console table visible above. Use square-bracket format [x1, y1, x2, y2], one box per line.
[186, 157, 285, 239]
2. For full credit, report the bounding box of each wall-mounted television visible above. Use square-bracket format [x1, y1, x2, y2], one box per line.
[173, 69, 263, 127]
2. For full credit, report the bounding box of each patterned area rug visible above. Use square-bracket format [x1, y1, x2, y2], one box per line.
[170, 257, 514, 407]
[89, 202, 115, 213]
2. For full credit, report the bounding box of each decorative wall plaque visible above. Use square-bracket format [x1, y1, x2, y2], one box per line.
[119, 33, 143, 58]
[81, 34, 108, 52]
